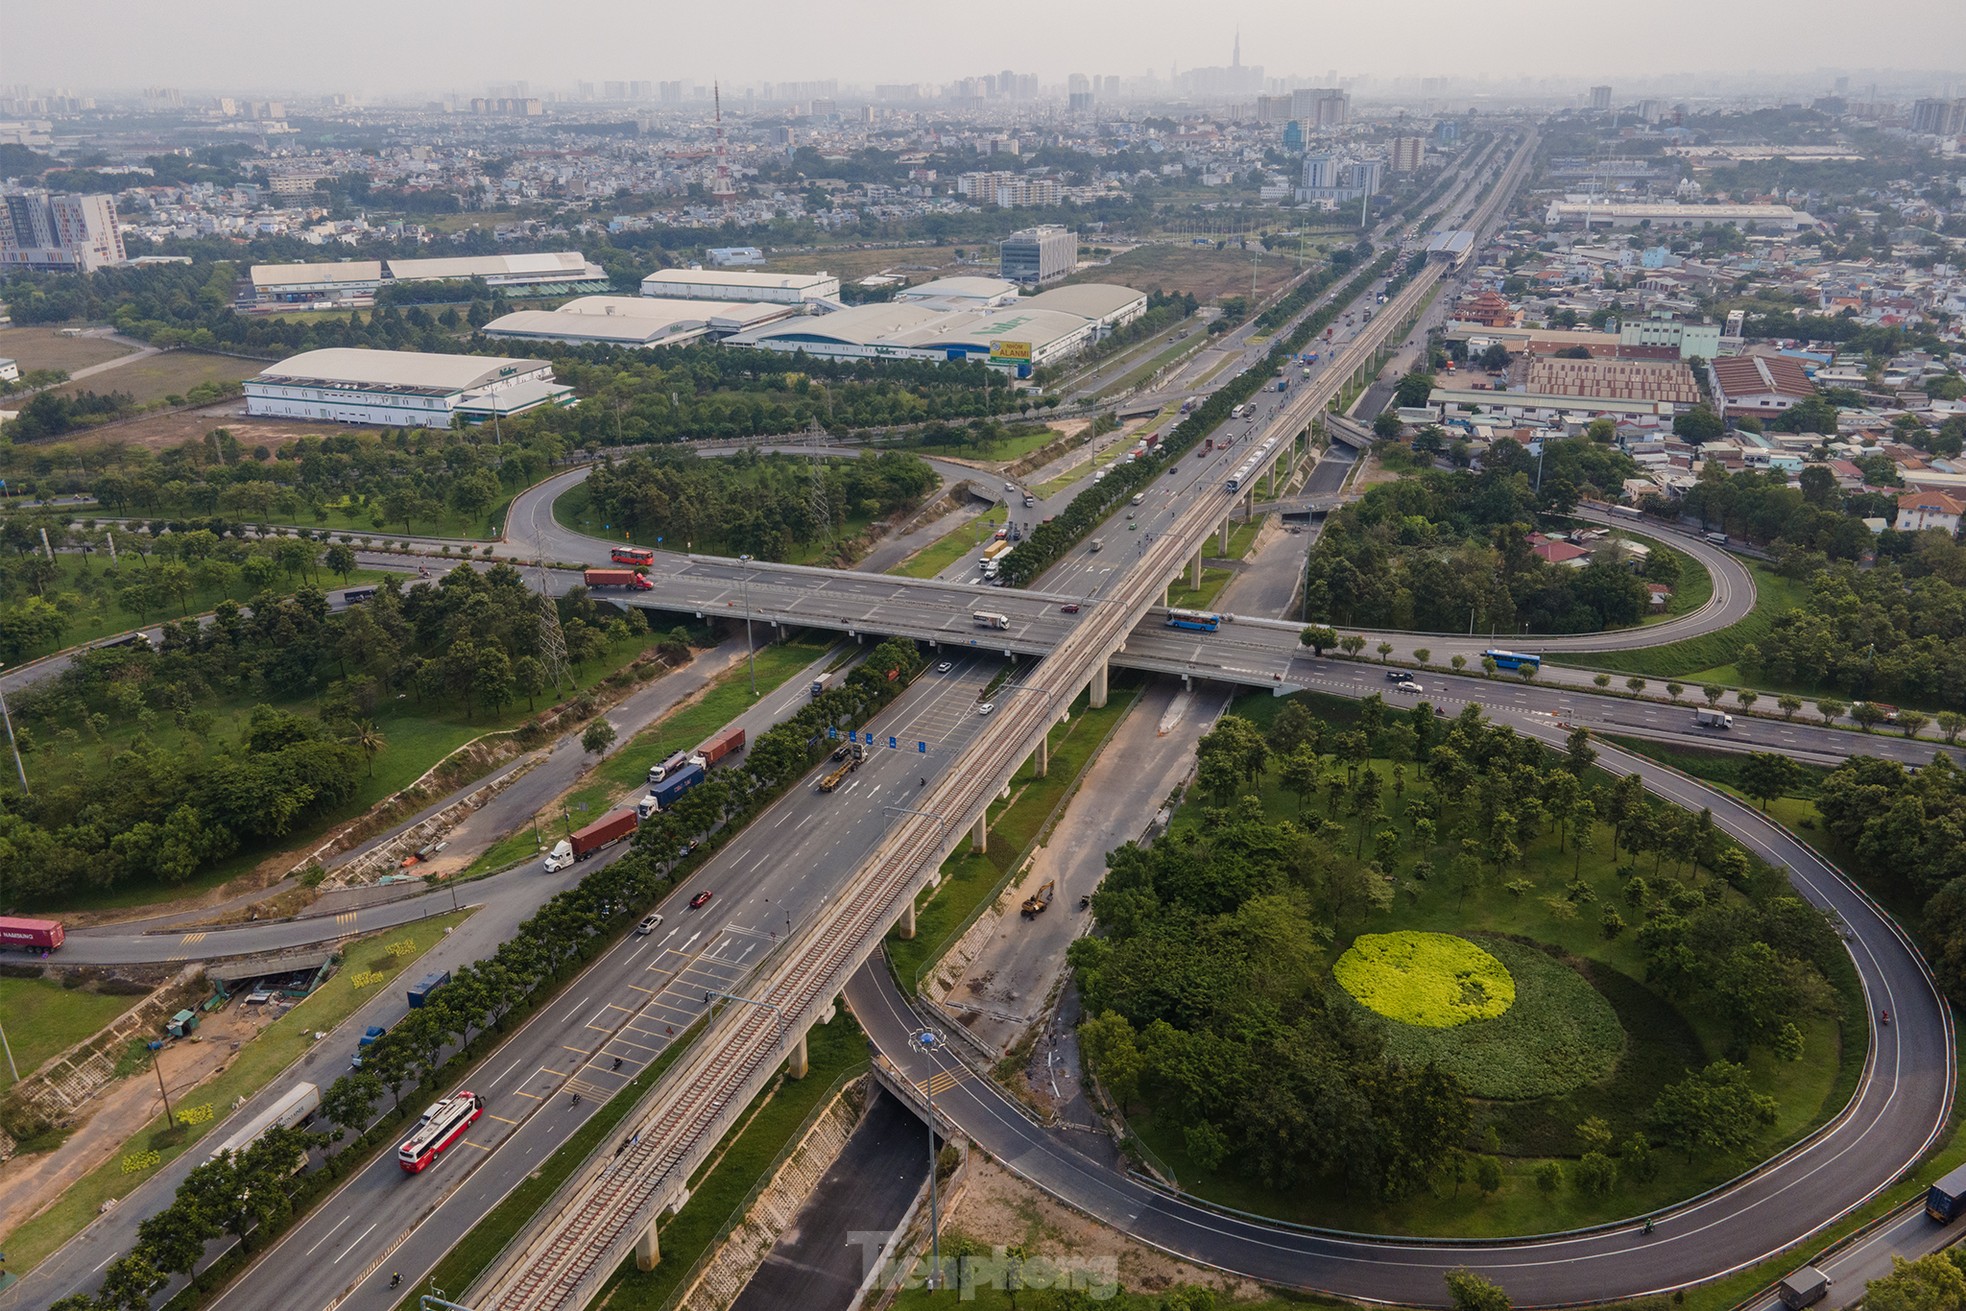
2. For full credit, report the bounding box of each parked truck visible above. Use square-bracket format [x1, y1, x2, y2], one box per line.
[637, 763, 704, 818]
[208, 1081, 320, 1165]
[648, 751, 691, 785]
[1693, 707, 1734, 730]
[0, 915, 64, 951]
[1926, 1160, 1966, 1223]
[694, 726, 746, 769]
[583, 568, 654, 591]
[810, 672, 833, 697]
[571, 808, 638, 860]
[408, 970, 451, 1008]
[1021, 880, 1056, 919]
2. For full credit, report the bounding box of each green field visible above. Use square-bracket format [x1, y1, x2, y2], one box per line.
[888, 513, 1004, 581]
[1, 556, 399, 661]
[554, 482, 884, 568]
[0, 979, 142, 1092]
[2, 911, 473, 1273]
[908, 425, 1065, 465]
[467, 638, 834, 875]
[53, 351, 259, 409]
[888, 683, 1139, 990]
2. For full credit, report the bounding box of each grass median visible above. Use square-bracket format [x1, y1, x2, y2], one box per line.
[1, 910, 474, 1274]
[0, 980, 143, 1094]
[890, 514, 1000, 581]
[887, 684, 1140, 992]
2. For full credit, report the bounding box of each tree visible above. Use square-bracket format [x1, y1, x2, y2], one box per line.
[1473, 1155, 1504, 1197]
[1776, 694, 1803, 720]
[1673, 405, 1724, 442]
[1862, 1253, 1966, 1311]
[1374, 409, 1404, 440]
[1937, 710, 1966, 744]
[1665, 682, 1685, 703]
[345, 720, 387, 777]
[1279, 745, 1322, 815]
[1564, 725, 1597, 774]
[1650, 1060, 1777, 1156]
[514, 654, 549, 710]
[1625, 677, 1647, 696]
[1339, 634, 1368, 660]
[1300, 625, 1339, 656]
[1376, 641, 1394, 663]
[581, 719, 618, 755]
[1478, 343, 1511, 371]
[1739, 752, 1802, 812]
[1445, 1270, 1512, 1311]
[1736, 689, 1758, 713]
[1574, 1150, 1618, 1198]
[1898, 710, 1930, 739]
[1701, 684, 1726, 706]
[1394, 370, 1437, 409]
[1850, 701, 1887, 733]
[1816, 698, 1847, 726]
[324, 543, 357, 583]
[1533, 1160, 1563, 1196]
[1078, 1010, 1145, 1113]
[1413, 648, 1431, 665]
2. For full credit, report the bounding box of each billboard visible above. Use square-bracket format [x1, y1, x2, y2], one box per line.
[989, 340, 1032, 363]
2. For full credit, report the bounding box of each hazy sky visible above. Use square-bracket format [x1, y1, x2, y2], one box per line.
[8, 0, 1964, 96]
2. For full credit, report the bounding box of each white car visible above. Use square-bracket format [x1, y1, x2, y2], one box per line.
[636, 913, 663, 936]
[977, 702, 996, 716]
[1393, 680, 1425, 694]
[936, 661, 953, 673]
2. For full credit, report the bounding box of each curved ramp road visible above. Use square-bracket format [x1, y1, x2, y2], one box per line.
[850, 721, 1955, 1307]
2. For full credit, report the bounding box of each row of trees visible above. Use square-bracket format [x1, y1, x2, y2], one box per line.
[1677, 460, 1911, 562]
[998, 251, 1400, 587]
[1302, 444, 1664, 636]
[579, 448, 940, 561]
[1075, 698, 1840, 1201]
[46, 638, 926, 1310]
[0, 564, 638, 904]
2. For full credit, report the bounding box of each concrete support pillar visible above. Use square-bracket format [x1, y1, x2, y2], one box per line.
[1219, 518, 1231, 555]
[1190, 549, 1203, 590]
[898, 898, 917, 940]
[1162, 581, 1171, 608]
[1034, 733, 1049, 779]
[1089, 660, 1109, 710]
[634, 1218, 661, 1272]
[971, 813, 989, 855]
[788, 1030, 810, 1080]
[1241, 489, 1253, 521]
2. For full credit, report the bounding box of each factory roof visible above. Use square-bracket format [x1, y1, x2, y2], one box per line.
[1022, 283, 1148, 320]
[385, 251, 592, 281]
[254, 348, 549, 396]
[251, 260, 383, 289]
[483, 296, 791, 346]
[640, 268, 836, 291]
[896, 276, 1020, 305]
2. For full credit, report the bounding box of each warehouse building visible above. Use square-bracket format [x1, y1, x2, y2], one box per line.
[638, 268, 840, 304]
[482, 295, 795, 349]
[244, 348, 574, 427]
[249, 252, 605, 306]
[1541, 201, 1813, 231]
[1022, 283, 1148, 337]
[894, 276, 1021, 310]
[723, 301, 1098, 375]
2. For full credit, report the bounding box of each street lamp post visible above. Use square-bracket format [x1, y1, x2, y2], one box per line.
[738, 558, 757, 698]
[0, 665, 28, 797]
[915, 1028, 944, 1290]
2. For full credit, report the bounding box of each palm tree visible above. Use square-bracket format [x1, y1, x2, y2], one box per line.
[347, 720, 388, 777]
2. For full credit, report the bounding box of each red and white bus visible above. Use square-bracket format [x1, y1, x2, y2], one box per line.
[610, 546, 656, 567]
[398, 1090, 484, 1173]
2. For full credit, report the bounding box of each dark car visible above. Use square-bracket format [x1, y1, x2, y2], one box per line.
[1385, 669, 1413, 683]
[1060, 603, 1081, 614]
[689, 891, 713, 910]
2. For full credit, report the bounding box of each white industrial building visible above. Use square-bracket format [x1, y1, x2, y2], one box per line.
[1022, 283, 1148, 337]
[249, 252, 604, 306]
[244, 349, 574, 428]
[481, 295, 795, 349]
[999, 225, 1077, 286]
[894, 276, 1021, 310]
[638, 268, 839, 305]
[1541, 201, 1813, 231]
[724, 301, 1098, 375]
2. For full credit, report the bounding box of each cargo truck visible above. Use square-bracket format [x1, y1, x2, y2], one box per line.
[351, 1025, 388, 1068]
[407, 971, 451, 1008]
[973, 611, 1011, 630]
[637, 762, 704, 818]
[648, 750, 691, 784]
[694, 725, 746, 769]
[981, 539, 1012, 563]
[810, 673, 832, 697]
[0, 915, 64, 951]
[1926, 1161, 1966, 1222]
[570, 809, 638, 860]
[818, 742, 865, 793]
[1693, 707, 1733, 730]
[1776, 1268, 1830, 1309]
[208, 1081, 320, 1165]
[542, 839, 575, 872]
[583, 568, 654, 591]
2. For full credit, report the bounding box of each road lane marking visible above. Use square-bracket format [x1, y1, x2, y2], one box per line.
[332, 1222, 377, 1263]
[485, 1112, 520, 1125]
[487, 1055, 525, 1090]
[558, 994, 590, 1023]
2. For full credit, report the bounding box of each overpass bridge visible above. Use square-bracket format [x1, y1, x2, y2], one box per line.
[465, 132, 1542, 1311]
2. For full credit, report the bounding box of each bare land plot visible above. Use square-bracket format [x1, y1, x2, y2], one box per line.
[53, 351, 261, 409]
[0, 326, 135, 374]
[1072, 242, 1316, 304]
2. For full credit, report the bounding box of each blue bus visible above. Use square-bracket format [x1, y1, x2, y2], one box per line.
[1166, 609, 1222, 633]
[1483, 648, 1541, 672]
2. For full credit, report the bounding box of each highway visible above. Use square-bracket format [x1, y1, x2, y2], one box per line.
[22, 125, 1955, 1311]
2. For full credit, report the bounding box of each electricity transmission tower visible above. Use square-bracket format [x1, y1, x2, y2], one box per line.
[534, 566, 572, 691]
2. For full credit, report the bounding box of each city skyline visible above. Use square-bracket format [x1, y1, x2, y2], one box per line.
[6, 0, 1964, 97]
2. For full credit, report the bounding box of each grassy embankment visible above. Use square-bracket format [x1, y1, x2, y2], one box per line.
[0, 980, 142, 1093]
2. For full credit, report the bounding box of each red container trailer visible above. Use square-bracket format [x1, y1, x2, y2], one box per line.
[583, 569, 653, 591]
[696, 726, 746, 768]
[570, 809, 638, 860]
[0, 916, 64, 951]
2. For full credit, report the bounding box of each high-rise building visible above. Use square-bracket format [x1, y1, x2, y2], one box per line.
[1909, 98, 1966, 136]
[0, 189, 125, 273]
[1290, 87, 1349, 128]
[1000, 225, 1078, 286]
[1256, 94, 1293, 124]
[1282, 121, 1305, 152]
[1388, 136, 1426, 173]
[1589, 85, 1613, 112]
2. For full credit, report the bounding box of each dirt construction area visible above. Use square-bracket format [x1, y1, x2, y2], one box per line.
[0, 326, 136, 374]
[0, 1005, 265, 1245]
[54, 406, 361, 456]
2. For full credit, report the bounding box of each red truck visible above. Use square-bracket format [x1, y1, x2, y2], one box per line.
[0, 916, 65, 951]
[695, 726, 746, 768]
[584, 569, 653, 591]
[570, 809, 638, 861]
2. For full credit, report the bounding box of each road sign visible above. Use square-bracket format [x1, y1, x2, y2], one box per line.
[827, 727, 837, 739]
[888, 736, 898, 750]
[917, 742, 927, 753]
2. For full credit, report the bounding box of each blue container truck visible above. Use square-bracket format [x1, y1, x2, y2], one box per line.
[407, 970, 451, 1008]
[1927, 1161, 1966, 1223]
[637, 763, 704, 818]
[351, 1024, 387, 1068]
